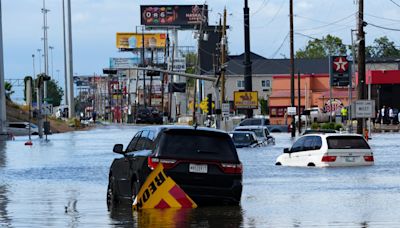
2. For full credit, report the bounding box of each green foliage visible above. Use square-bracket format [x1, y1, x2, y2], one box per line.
[334, 123, 343, 131]
[4, 81, 14, 100]
[311, 122, 320, 129]
[25, 79, 64, 106]
[184, 52, 197, 68]
[320, 122, 336, 130]
[259, 97, 269, 115]
[296, 34, 347, 58]
[366, 36, 400, 58]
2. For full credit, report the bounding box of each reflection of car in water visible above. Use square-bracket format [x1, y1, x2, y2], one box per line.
[136, 107, 163, 124]
[107, 125, 242, 209]
[234, 125, 275, 145]
[6, 122, 39, 136]
[229, 131, 261, 148]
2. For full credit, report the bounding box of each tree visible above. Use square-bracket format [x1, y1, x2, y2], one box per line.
[366, 36, 400, 58]
[4, 81, 14, 100]
[25, 79, 64, 106]
[296, 34, 347, 58]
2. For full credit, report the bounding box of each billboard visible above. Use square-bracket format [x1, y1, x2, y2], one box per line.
[110, 57, 140, 69]
[234, 91, 258, 109]
[140, 5, 208, 29]
[116, 33, 166, 49]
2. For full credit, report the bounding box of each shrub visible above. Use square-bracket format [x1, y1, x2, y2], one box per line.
[321, 122, 336, 130]
[334, 123, 343, 131]
[311, 122, 320, 129]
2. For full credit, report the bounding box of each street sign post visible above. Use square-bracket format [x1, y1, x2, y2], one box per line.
[41, 104, 53, 115]
[351, 100, 375, 118]
[222, 103, 230, 117]
[287, 106, 296, 116]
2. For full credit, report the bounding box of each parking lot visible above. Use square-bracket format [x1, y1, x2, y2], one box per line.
[1, 125, 400, 227]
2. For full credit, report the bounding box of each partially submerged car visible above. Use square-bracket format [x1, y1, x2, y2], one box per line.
[229, 131, 261, 148]
[107, 125, 243, 209]
[234, 125, 275, 145]
[6, 122, 39, 136]
[275, 133, 374, 167]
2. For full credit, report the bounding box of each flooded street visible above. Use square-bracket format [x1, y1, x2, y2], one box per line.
[1, 125, 400, 227]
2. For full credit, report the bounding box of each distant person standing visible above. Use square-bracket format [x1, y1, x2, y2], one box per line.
[381, 106, 386, 124]
[389, 107, 394, 124]
[341, 107, 348, 124]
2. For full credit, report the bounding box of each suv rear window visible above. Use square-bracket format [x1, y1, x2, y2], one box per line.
[327, 136, 370, 149]
[158, 129, 238, 162]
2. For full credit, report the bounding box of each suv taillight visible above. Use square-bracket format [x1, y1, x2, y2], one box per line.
[220, 163, 243, 174]
[321, 155, 337, 162]
[147, 157, 177, 170]
[364, 155, 374, 162]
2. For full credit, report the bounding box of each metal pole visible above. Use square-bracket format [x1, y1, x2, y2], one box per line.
[297, 71, 301, 133]
[37, 49, 42, 73]
[42, 0, 49, 101]
[329, 55, 333, 123]
[0, 1, 6, 138]
[244, 0, 253, 118]
[350, 29, 357, 133]
[67, 0, 75, 118]
[49, 46, 54, 78]
[289, 0, 296, 137]
[357, 0, 366, 135]
[221, 8, 227, 104]
[62, 0, 68, 106]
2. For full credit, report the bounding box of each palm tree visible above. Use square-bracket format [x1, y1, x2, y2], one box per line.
[4, 81, 14, 100]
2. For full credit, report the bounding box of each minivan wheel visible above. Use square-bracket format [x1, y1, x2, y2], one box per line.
[275, 162, 282, 166]
[307, 163, 315, 167]
[107, 178, 117, 210]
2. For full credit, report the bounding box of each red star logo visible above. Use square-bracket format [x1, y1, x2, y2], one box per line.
[333, 57, 349, 73]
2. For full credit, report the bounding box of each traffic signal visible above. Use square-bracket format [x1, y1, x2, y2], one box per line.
[207, 94, 213, 115]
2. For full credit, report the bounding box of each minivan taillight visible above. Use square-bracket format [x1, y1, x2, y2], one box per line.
[321, 155, 337, 162]
[364, 155, 374, 162]
[147, 157, 177, 170]
[220, 163, 243, 174]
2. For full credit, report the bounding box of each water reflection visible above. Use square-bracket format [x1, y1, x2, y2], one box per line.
[0, 141, 6, 168]
[110, 206, 244, 227]
[0, 185, 11, 227]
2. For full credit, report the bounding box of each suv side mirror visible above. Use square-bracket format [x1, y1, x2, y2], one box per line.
[283, 148, 291, 153]
[113, 144, 124, 154]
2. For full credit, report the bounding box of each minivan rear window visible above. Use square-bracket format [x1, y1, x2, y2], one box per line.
[327, 136, 370, 149]
[159, 129, 238, 162]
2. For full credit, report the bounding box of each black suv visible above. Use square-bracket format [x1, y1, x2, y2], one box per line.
[107, 126, 243, 209]
[135, 107, 163, 124]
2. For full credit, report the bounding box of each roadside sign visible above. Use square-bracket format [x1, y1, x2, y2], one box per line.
[234, 91, 258, 109]
[222, 103, 230, 117]
[41, 104, 53, 115]
[287, 106, 296, 115]
[132, 163, 197, 210]
[351, 100, 375, 118]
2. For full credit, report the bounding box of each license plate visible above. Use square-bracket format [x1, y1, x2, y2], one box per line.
[345, 156, 355, 162]
[189, 164, 208, 173]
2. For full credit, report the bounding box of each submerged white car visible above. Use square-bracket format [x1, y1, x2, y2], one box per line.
[275, 133, 374, 167]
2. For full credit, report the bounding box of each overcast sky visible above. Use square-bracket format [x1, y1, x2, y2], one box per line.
[3, 0, 400, 100]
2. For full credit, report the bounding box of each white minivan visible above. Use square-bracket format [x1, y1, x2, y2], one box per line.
[275, 133, 374, 167]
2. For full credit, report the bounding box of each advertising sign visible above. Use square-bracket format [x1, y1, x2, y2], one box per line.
[234, 91, 258, 109]
[330, 56, 350, 87]
[167, 58, 186, 72]
[116, 33, 166, 49]
[324, 98, 343, 113]
[109, 58, 140, 69]
[287, 107, 297, 116]
[140, 5, 208, 29]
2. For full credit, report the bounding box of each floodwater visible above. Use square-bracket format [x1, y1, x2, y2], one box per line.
[1, 125, 400, 227]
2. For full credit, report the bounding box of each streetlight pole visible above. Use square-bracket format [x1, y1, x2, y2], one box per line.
[49, 46, 54, 78]
[37, 49, 42, 73]
[243, 0, 253, 118]
[0, 0, 7, 138]
[42, 0, 50, 101]
[289, 0, 296, 137]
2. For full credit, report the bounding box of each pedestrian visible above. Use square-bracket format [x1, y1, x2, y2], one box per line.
[389, 107, 394, 124]
[398, 111, 400, 125]
[341, 106, 348, 124]
[381, 105, 386, 124]
[92, 111, 97, 123]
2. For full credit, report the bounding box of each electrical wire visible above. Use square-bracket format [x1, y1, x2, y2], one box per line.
[296, 12, 356, 31]
[389, 0, 400, 8]
[367, 22, 400, 31]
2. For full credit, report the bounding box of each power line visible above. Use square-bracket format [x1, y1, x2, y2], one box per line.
[296, 12, 356, 31]
[389, 0, 400, 8]
[365, 13, 400, 22]
[367, 22, 400, 31]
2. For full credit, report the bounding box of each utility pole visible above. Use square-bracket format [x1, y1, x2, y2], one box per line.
[62, 0, 68, 106]
[289, 0, 296, 137]
[243, 0, 253, 118]
[357, 0, 366, 135]
[66, 0, 75, 118]
[0, 0, 7, 139]
[221, 8, 227, 105]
